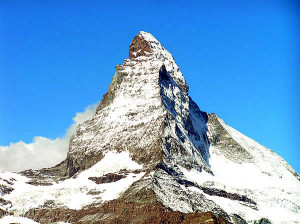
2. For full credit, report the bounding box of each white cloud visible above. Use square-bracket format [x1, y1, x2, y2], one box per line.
[0, 104, 98, 172]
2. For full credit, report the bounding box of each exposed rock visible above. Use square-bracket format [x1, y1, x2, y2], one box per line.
[119, 169, 142, 175]
[0, 184, 13, 196]
[2, 179, 13, 186]
[254, 218, 272, 224]
[26, 181, 53, 186]
[231, 214, 247, 224]
[159, 64, 169, 81]
[165, 175, 256, 206]
[20, 159, 68, 181]
[207, 113, 254, 163]
[0, 208, 8, 219]
[129, 32, 153, 59]
[88, 173, 126, 184]
[0, 198, 12, 219]
[200, 186, 256, 206]
[25, 200, 231, 224]
[0, 198, 12, 206]
[0, 198, 13, 219]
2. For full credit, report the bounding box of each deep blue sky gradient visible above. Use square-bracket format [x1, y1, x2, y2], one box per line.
[0, 1, 299, 172]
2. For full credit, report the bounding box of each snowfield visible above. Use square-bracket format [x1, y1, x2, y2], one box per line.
[0, 151, 144, 221]
[0, 216, 40, 224]
[178, 116, 300, 223]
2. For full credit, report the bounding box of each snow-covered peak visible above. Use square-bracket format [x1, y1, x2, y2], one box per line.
[129, 31, 188, 94]
[138, 31, 159, 43]
[1, 32, 299, 224]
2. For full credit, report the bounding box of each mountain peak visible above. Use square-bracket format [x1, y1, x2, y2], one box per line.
[128, 31, 167, 60]
[128, 31, 188, 93]
[1, 32, 299, 224]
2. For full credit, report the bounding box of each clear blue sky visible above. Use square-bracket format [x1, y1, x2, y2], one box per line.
[0, 1, 299, 172]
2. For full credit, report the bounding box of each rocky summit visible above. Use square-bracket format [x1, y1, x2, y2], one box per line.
[0, 31, 300, 224]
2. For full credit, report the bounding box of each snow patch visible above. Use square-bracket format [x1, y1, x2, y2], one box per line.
[1, 151, 144, 216]
[0, 216, 39, 224]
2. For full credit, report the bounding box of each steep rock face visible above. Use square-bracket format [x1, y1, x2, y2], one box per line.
[63, 31, 229, 219]
[1, 31, 300, 224]
[207, 113, 254, 163]
[129, 33, 153, 59]
[66, 31, 202, 177]
[67, 35, 167, 175]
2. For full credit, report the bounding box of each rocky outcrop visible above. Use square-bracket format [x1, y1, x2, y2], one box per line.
[0, 208, 8, 219]
[207, 113, 254, 163]
[25, 200, 231, 224]
[129, 32, 153, 59]
[231, 214, 247, 224]
[20, 159, 69, 181]
[26, 181, 53, 186]
[0, 198, 12, 219]
[0, 184, 13, 196]
[199, 187, 256, 206]
[88, 173, 126, 184]
[254, 218, 272, 224]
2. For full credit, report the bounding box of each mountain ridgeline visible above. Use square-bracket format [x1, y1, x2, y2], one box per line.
[0, 32, 299, 224]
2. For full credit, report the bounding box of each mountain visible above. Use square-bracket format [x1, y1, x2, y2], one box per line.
[1, 31, 299, 224]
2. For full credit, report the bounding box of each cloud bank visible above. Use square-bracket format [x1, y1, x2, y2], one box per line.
[0, 104, 97, 172]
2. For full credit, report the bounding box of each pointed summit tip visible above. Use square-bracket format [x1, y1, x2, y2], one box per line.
[138, 31, 159, 43]
[129, 31, 157, 59]
[128, 31, 189, 94]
